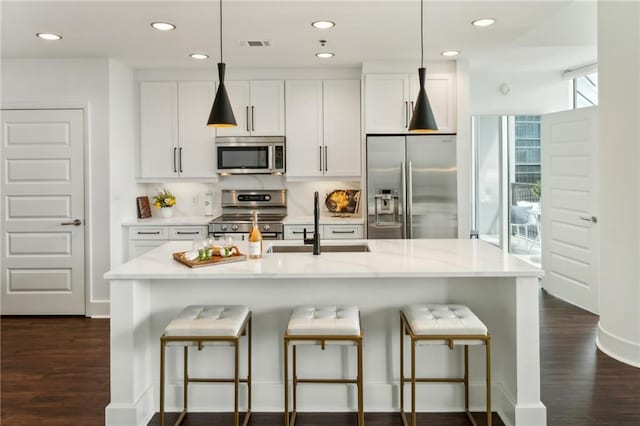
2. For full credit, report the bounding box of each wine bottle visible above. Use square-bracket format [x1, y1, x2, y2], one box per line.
[248, 210, 263, 259]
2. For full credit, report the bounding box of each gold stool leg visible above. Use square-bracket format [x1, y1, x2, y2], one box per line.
[358, 338, 364, 426]
[486, 337, 492, 426]
[234, 340, 239, 426]
[411, 338, 416, 426]
[464, 345, 469, 413]
[160, 339, 166, 426]
[293, 345, 297, 414]
[183, 346, 188, 416]
[284, 338, 289, 426]
[400, 317, 404, 421]
[247, 316, 252, 424]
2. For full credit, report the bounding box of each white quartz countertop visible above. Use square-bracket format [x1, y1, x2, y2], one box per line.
[105, 239, 542, 280]
[121, 216, 213, 226]
[283, 215, 364, 225]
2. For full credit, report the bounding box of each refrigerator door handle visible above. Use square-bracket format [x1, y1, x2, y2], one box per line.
[407, 161, 413, 238]
[401, 161, 407, 238]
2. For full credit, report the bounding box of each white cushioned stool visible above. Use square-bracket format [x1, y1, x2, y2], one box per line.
[160, 305, 252, 426]
[400, 304, 491, 426]
[284, 306, 364, 426]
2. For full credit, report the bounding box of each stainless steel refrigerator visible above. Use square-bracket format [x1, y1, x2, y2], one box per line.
[366, 135, 457, 239]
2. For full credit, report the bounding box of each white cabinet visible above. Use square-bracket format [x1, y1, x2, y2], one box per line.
[284, 224, 323, 240]
[126, 225, 208, 260]
[216, 80, 285, 137]
[139, 81, 215, 179]
[364, 73, 455, 133]
[285, 80, 361, 178]
[283, 224, 364, 240]
[323, 224, 364, 240]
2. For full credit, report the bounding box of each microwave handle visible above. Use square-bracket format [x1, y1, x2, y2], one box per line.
[268, 145, 274, 171]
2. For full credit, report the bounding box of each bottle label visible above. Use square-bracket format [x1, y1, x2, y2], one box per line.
[249, 241, 262, 257]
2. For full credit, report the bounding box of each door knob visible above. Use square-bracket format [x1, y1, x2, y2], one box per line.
[61, 219, 82, 226]
[579, 216, 597, 223]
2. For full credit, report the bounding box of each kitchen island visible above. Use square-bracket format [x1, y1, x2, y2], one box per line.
[104, 239, 546, 426]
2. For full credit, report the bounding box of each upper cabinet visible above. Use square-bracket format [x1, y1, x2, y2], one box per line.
[139, 81, 215, 179]
[216, 80, 285, 137]
[364, 73, 456, 134]
[285, 79, 361, 178]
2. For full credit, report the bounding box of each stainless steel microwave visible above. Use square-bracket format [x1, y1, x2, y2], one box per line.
[215, 136, 286, 175]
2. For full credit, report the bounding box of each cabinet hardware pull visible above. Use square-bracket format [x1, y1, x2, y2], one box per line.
[61, 219, 82, 226]
[324, 146, 328, 171]
[331, 230, 355, 234]
[176, 231, 200, 235]
[251, 106, 255, 131]
[137, 231, 160, 235]
[319, 146, 323, 171]
[179, 147, 183, 173]
[246, 106, 249, 131]
[292, 231, 313, 235]
[405, 101, 409, 128]
[173, 147, 177, 173]
[579, 216, 598, 223]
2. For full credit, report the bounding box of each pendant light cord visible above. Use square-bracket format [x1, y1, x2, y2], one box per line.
[220, 0, 223, 62]
[420, 0, 424, 68]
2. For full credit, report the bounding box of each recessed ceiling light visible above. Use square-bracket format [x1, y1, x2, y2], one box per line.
[151, 22, 176, 31]
[36, 33, 62, 41]
[189, 53, 209, 60]
[472, 18, 496, 27]
[441, 50, 460, 57]
[316, 52, 334, 59]
[312, 20, 335, 29]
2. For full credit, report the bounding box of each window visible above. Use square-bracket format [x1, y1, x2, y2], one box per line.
[514, 116, 541, 184]
[574, 72, 598, 109]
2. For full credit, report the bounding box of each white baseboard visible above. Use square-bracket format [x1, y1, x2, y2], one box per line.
[89, 300, 110, 318]
[597, 322, 640, 368]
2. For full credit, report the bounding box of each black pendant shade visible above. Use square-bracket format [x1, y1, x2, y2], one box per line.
[207, 63, 237, 128]
[408, 67, 438, 132]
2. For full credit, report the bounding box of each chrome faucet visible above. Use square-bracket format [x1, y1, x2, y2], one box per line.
[303, 191, 321, 255]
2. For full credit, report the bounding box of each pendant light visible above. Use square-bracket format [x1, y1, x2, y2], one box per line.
[207, 0, 237, 127]
[408, 0, 438, 132]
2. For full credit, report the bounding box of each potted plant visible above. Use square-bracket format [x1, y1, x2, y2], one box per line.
[153, 189, 176, 218]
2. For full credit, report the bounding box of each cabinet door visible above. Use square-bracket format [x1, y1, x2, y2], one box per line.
[285, 80, 324, 177]
[178, 82, 216, 178]
[139, 82, 178, 178]
[283, 225, 323, 240]
[169, 226, 208, 240]
[409, 73, 456, 133]
[323, 224, 364, 239]
[216, 81, 251, 137]
[364, 74, 409, 133]
[250, 80, 285, 136]
[323, 80, 362, 177]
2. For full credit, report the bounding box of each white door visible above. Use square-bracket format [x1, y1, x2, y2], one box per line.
[250, 80, 285, 136]
[285, 80, 324, 177]
[1, 109, 86, 314]
[364, 74, 409, 133]
[139, 82, 179, 178]
[323, 80, 362, 177]
[410, 74, 457, 133]
[541, 107, 599, 313]
[178, 81, 216, 178]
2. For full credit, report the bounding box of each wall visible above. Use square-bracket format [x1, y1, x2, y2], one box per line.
[108, 60, 141, 273]
[474, 116, 501, 235]
[1, 58, 111, 316]
[596, 1, 640, 367]
[470, 69, 573, 116]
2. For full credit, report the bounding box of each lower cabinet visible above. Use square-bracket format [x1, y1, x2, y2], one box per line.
[283, 224, 364, 240]
[126, 225, 208, 260]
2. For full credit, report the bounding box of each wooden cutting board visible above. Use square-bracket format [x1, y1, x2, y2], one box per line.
[173, 249, 247, 268]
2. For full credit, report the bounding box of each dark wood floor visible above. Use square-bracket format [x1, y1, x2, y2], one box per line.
[2, 291, 639, 425]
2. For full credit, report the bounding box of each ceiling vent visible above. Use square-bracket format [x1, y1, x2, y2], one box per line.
[240, 41, 272, 47]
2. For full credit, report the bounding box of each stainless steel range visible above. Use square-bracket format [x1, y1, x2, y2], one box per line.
[209, 190, 287, 241]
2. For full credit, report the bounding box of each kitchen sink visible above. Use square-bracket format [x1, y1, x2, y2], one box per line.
[268, 244, 371, 253]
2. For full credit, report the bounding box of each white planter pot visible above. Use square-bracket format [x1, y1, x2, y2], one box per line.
[160, 207, 173, 218]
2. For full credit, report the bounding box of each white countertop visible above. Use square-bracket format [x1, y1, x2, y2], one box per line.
[121, 216, 213, 226]
[283, 215, 364, 225]
[105, 239, 542, 280]
[122, 215, 364, 226]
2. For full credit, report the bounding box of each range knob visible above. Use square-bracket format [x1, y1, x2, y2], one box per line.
[263, 224, 271, 231]
[221, 224, 228, 231]
[231, 224, 239, 231]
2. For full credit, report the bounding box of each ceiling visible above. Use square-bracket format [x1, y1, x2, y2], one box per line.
[1, 0, 597, 71]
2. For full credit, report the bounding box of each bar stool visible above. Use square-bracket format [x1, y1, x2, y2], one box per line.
[399, 304, 491, 426]
[283, 305, 364, 426]
[160, 305, 252, 426]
